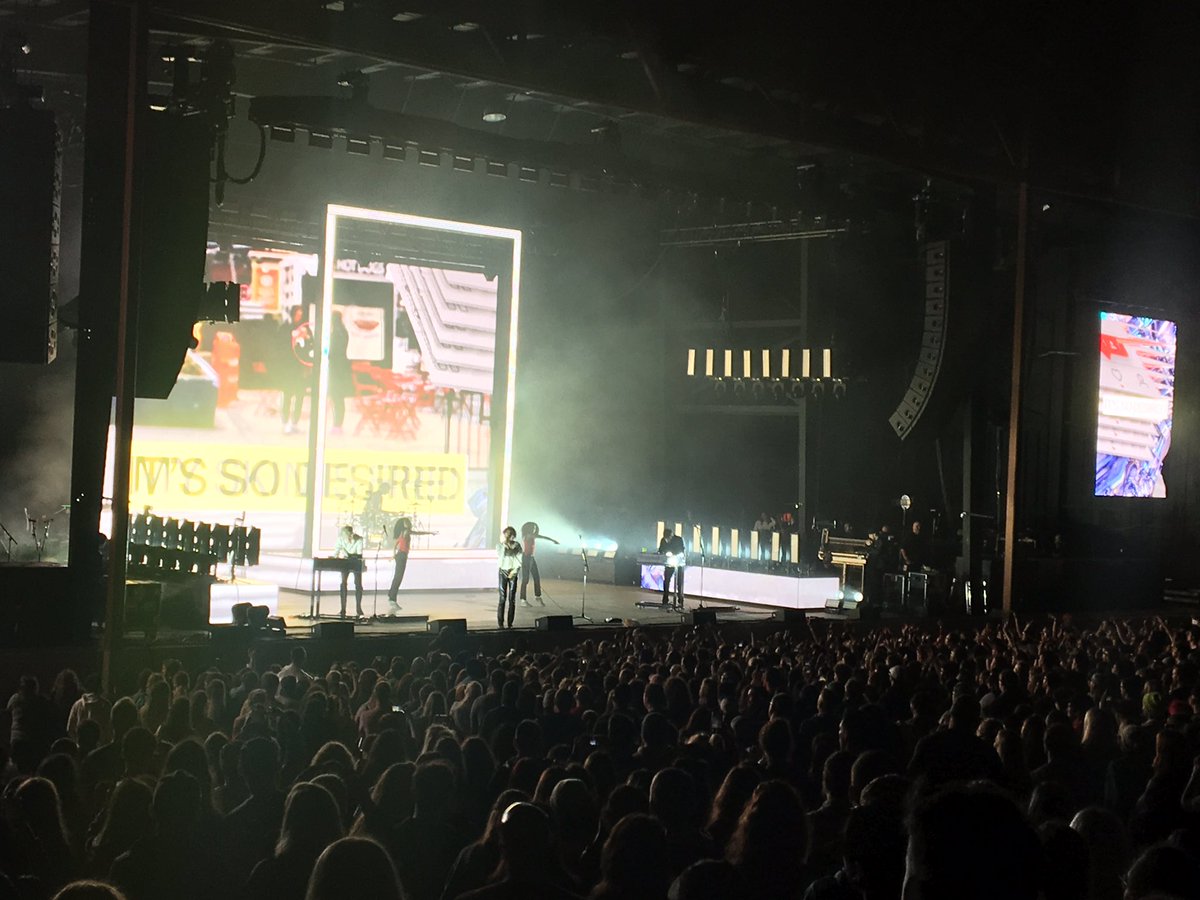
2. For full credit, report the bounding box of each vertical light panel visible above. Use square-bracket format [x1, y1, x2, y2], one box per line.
[691, 525, 701, 554]
[674, 522, 683, 539]
[656, 520, 665, 547]
[731, 528, 739, 558]
[723, 349, 733, 378]
[705, 348, 714, 377]
[802, 348, 811, 378]
[742, 349, 751, 378]
[311, 204, 522, 555]
[771, 531, 781, 562]
[823, 348, 832, 378]
[790, 533, 799, 562]
[711, 525, 719, 557]
[781, 348, 791, 378]
[686, 348, 696, 376]
[762, 349, 771, 378]
[750, 531, 759, 559]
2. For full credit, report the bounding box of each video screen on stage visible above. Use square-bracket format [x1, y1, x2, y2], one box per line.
[1095, 311, 1176, 498]
[107, 207, 520, 563]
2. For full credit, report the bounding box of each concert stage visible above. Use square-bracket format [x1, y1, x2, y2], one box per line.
[269, 579, 790, 634]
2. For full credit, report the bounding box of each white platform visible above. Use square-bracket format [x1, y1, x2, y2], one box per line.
[643, 565, 839, 610]
[256, 552, 497, 594]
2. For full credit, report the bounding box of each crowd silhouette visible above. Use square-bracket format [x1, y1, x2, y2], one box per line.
[3, 615, 1200, 899]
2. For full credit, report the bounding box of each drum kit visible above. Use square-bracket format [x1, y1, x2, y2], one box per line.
[334, 481, 434, 551]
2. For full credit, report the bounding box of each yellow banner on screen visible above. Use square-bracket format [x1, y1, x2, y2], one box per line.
[128, 440, 467, 513]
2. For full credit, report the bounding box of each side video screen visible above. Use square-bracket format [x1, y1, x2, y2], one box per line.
[1096, 312, 1176, 498]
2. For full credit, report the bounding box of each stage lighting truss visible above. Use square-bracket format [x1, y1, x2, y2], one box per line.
[688, 346, 847, 403]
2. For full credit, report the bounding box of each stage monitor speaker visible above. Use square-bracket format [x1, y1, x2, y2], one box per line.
[691, 609, 718, 626]
[772, 609, 807, 623]
[428, 619, 467, 635]
[824, 598, 842, 611]
[266, 616, 286, 633]
[209, 624, 252, 647]
[230, 602, 252, 627]
[0, 106, 59, 364]
[535, 615, 574, 631]
[315, 621, 355, 639]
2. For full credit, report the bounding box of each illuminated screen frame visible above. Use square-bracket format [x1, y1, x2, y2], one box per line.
[1094, 310, 1176, 499]
[310, 204, 522, 554]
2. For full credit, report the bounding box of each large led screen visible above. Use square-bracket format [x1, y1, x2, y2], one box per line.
[1095, 312, 1176, 498]
[108, 206, 521, 563]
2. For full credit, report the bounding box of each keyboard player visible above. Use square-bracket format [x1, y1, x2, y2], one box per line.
[335, 525, 365, 619]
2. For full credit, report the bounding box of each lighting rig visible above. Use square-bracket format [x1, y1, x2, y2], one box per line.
[685, 347, 849, 401]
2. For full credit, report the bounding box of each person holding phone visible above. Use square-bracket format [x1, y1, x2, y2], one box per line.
[498, 526, 522, 628]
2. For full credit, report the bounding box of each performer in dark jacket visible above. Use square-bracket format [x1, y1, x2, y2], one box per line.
[658, 528, 686, 609]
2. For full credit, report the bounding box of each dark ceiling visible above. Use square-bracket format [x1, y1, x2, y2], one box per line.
[8, 1, 1200, 217]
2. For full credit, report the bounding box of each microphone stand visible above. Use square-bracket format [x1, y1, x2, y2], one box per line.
[0, 521, 16, 560]
[576, 534, 593, 624]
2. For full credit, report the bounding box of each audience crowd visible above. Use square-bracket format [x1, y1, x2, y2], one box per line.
[4, 614, 1200, 899]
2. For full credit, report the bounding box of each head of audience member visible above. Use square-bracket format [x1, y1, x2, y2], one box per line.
[595, 813, 672, 900]
[495, 801, 553, 882]
[727, 781, 809, 883]
[412, 761, 455, 819]
[277, 781, 343, 864]
[1122, 843, 1200, 900]
[51, 883, 127, 900]
[152, 769, 202, 839]
[305, 837, 401, 900]
[240, 737, 280, 796]
[667, 859, 739, 900]
[903, 784, 1042, 900]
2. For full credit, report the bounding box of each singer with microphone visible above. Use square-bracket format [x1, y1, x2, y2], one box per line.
[335, 525, 365, 619]
[519, 521, 559, 607]
[497, 526, 522, 628]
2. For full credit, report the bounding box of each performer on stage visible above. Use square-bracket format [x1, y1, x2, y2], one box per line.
[519, 521, 559, 607]
[900, 520, 928, 572]
[386, 516, 434, 612]
[498, 526, 522, 628]
[334, 525, 364, 619]
[658, 527, 686, 609]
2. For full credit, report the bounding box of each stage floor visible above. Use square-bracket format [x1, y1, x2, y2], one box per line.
[277, 579, 785, 633]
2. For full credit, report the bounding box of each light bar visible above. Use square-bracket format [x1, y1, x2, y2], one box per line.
[802, 349, 811, 378]
[687, 348, 696, 377]
[762, 349, 771, 378]
[823, 348, 832, 379]
[742, 350, 752, 378]
[705, 348, 714, 377]
[781, 349, 791, 378]
[723, 349, 733, 378]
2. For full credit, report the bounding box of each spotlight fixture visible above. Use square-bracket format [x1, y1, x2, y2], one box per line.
[750, 381, 765, 399]
[732, 379, 746, 397]
[713, 378, 727, 396]
[788, 381, 806, 401]
[831, 378, 847, 400]
[770, 380, 786, 400]
[481, 111, 507, 123]
[810, 379, 825, 400]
